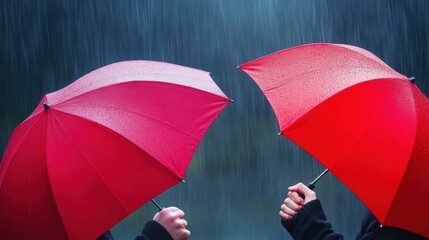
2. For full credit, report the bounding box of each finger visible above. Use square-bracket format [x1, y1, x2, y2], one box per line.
[287, 191, 304, 205]
[174, 209, 185, 219]
[163, 206, 179, 212]
[154, 207, 182, 222]
[288, 191, 304, 205]
[280, 204, 298, 217]
[279, 210, 293, 221]
[288, 182, 310, 193]
[173, 218, 187, 229]
[288, 182, 304, 192]
[182, 229, 191, 239]
[289, 183, 316, 203]
[157, 207, 179, 218]
[284, 197, 302, 211]
[181, 219, 188, 228]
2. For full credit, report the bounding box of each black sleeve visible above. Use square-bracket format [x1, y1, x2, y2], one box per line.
[135, 220, 174, 240]
[281, 199, 344, 240]
[354, 209, 428, 240]
[97, 230, 115, 240]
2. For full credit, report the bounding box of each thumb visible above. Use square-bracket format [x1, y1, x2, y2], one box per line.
[288, 182, 317, 204]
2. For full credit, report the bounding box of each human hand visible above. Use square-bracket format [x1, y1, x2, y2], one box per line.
[279, 182, 317, 221]
[153, 207, 191, 240]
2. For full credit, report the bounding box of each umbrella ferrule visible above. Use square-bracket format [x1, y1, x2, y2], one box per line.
[409, 77, 416, 84]
[43, 102, 50, 110]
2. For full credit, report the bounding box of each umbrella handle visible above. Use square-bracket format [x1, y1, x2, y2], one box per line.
[298, 169, 329, 200]
[298, 183, 315, 200]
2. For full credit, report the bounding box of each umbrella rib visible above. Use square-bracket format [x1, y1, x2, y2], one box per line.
[261, 44, 406, 93]
[52, 80, 229, 142]
[0, 113, 42, 187]
[0, 113, 70, 239]
[29, 113, 71, 238]
[53, 109, 185, 180]
[1, 113, 50, 237]
[58, 73, 220, 101]
[334, 44, 399, 75]
[50, 108, 183, 185]
[278, 77, 407, 132]
[263, 65, 387, 93]
[47, 112, 130, 216]
[267, 65, 388, 128]
[57, 102, 201, 141]
[383, 88, 419, 223]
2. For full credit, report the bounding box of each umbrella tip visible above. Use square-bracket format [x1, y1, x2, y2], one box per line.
[236, 66, 240, 69]
[277, 132, 282, 136]
[182, 179, 186, 183]
[409, 77, 415, 84]
[230, 99, 235, 103]
[43, 102, 50, 110]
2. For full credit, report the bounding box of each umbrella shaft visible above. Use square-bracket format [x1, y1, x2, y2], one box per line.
[309, 168, 329, 187]
[151, 199, 163, 212]
[299, 169, 330, 199]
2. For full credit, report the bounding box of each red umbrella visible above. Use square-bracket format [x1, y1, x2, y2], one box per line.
[0, 61, 230, 240]
[239, 43, 429, 238]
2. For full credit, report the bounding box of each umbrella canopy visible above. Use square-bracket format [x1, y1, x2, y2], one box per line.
[0, 61, 230, 240]
[239, 43, 429, 238]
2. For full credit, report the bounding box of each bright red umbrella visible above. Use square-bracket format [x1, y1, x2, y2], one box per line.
[0, 61, 230, 240]
[239, 43, 429, 238]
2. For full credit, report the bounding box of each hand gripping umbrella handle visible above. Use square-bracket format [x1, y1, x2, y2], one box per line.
[298, 169, 329, 200]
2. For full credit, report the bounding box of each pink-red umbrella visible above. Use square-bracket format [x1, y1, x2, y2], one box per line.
[0, 61, 230, 240]
[239, 43, 429, 238]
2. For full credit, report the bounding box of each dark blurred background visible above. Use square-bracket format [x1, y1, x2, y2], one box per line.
[1, 1, 428, 239]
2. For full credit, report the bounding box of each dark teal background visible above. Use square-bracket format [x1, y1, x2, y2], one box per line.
[1, 1, 428, 239]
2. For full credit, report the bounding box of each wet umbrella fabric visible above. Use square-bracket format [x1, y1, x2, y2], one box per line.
[239, 43, 429, 238]
[0, 61, 230, 240]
